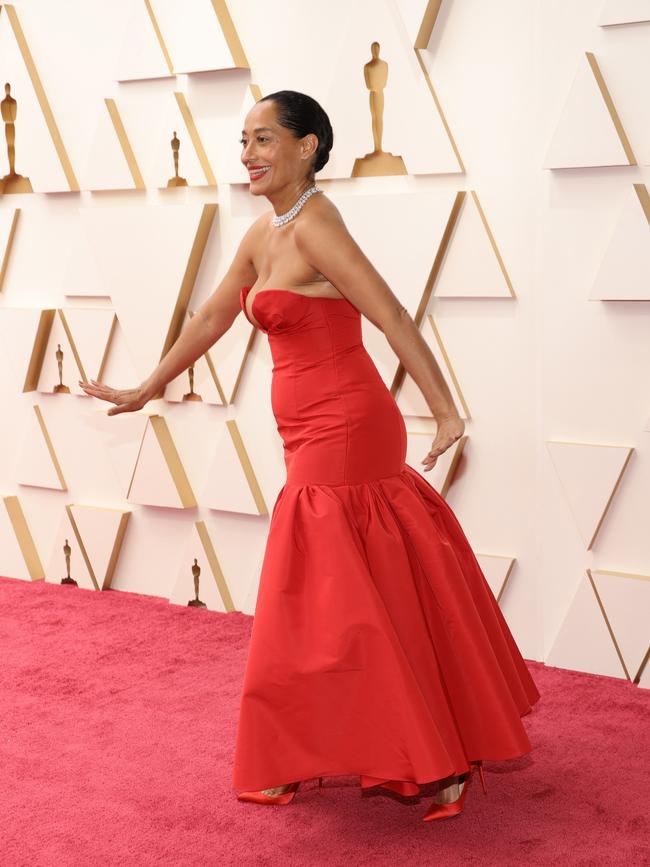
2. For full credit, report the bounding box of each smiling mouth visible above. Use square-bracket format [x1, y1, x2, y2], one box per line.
[248, 166, 271, 180]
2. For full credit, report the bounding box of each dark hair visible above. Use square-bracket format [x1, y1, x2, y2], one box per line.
[259, 90, 333, 178]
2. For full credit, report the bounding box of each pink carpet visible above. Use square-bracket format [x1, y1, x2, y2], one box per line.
[1, 574, 648, 867]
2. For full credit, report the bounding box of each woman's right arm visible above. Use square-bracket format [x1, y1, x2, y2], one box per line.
[79, 218, 260, 415]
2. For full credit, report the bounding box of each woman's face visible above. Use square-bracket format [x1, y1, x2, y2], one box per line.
[240, 100, 315, 193]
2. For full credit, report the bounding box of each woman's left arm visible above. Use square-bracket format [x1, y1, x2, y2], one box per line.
[295, 206, 464, 470]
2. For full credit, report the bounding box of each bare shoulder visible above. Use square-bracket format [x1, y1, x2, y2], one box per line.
[295, 193, 348, 246]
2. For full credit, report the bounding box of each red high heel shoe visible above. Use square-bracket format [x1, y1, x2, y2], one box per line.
[237, 776, 323, 805]
[422, 761, 488, 822]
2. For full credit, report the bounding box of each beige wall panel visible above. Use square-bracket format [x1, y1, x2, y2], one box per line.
[61, 309, 117, 384]
[0, 307, 47, 389]
[17, 404, 66, 491]
[95, 411, 150, 497]
[80, 99, 144, 192]
[395, 0, 441, 47]
[152, 0, 248, 75]
[0, 8, 71, 192]
[591, 570, 650, 682]
[169, 521, 234, 612]
[589, 184, 650, 300]
[543, 53, 634, 169]
[334, 190, 455, 387]
[435, 192, 514, 298]
[115, 0, 172, 82]
[127, 415, 196, 509]
[35, 310, 82, 394]
[397, 315, 469, 420]
[45, 510, 95, 589]
[321, 0, 458, 178]
[63, 210, 111, 299]
[475, 553, 516, 605]
[164, 312, 224, 404]
[82, 202, 215, 382]
[152, 94, 215, 188]
[546, 442, 633, 549]
[599, 0, 650, 26]
[546, 574, 627, 679]
[205, 84, 263, 186]
[202, 419, 266, 515]
[67, 504, 131, 592]
[0, 494, 43, 581]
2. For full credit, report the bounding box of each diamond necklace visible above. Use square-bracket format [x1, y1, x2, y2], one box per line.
[271, 184, 322, 227]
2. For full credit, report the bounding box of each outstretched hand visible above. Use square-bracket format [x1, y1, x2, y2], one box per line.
[78, 379, 149, 416]
[421, 415, 465, 472]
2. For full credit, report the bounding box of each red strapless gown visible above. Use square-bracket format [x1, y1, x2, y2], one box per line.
[233, 286, 540, 795]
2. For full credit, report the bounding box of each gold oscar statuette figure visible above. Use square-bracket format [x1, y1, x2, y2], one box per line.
[351, 43, 407, 177]
[167, 130, 188, 187]
[187, 557, 207, 608]
[53, 343, 70, 393]
[61, 538, 77, 586]
[182, 362, 202, 401]
[0, 83, 33, 194]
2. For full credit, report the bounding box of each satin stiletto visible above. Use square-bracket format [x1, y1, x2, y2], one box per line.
[422, 761, 488, 821]
[237, 776, 323, 805]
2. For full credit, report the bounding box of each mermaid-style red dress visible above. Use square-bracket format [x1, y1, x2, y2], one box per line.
[233, 286, 540, 796]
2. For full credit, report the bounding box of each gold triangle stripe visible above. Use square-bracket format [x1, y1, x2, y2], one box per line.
[150, 415, 197, 508]
[209, 0, 250, 68]
[195, 520, 236, 612]
[144, 0, 174, 75]
[586, 51, 637, 166]
[3, 494, 44, 580]
[3, 5, 79, 190]
[33, 404, 67, 489]
[104, 98, 145, 189]
[226, 419, 268, 515]
[0, 208, 20, 291]
[65, 505, 99, 591]
[587, 569, 630, 680]
[174, 92, 217, 186]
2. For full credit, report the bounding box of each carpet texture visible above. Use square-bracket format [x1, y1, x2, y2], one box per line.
[1, 575, 648, 867]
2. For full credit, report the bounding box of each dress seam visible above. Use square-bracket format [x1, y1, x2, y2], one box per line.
[322, 302, 350, 484]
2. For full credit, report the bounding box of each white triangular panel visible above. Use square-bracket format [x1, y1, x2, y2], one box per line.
[435, 193, 512, 298]
[0, 495, 41, 581]
[164, 313, 224, 404]
[127, 417, 189, 508]
[475, 554, 515, 602]
[546, 442, 632, 547]
[397, 315, 467, 419]
[82, 203, 211, 383]
[0, 9, 70, 191]
[203, 423, 260, 514]
[217, 86, 262, 185]
[599, 0, 650, 26]
[395, 0, 434, 46]
[17, 406, 66, 490]
[36, 312, 82, 395]
[543, 54, 631, 169]
[546, 575, 626, 678]
[170, 522, 231, 612]
[115, 0, 171, 82]
[81, 99, 140, 192]
[592, 570, 650, 680]
[64, 211, 110, 299]
[62, 309, 116, 385]
[589, 186, 650, 300]
[96, 411, 150, 497]
[0, 307, 46, 388]
[68, 505, 130, 590]
[153, 0, 246, 74]
[322, 0, 459, 177]
[44, 511, 94, 589]
[336, 190, 455, 387]
[152, 96, 212, 188]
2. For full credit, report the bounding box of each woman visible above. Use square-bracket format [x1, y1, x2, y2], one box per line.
[81, 90, 540, 821]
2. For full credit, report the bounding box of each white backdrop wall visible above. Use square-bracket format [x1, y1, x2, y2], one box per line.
[0, 0, 648, 686]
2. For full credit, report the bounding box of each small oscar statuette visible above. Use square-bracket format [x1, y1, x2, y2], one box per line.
[53, 344, 70, 393]
[61, 538, 78, 586]
[167, 131, 188, 188]
[0, 83, 33, 195]
[351, 43, 407, 178]
[182, 362, 202, 402]
[187, 558, 207, 608]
